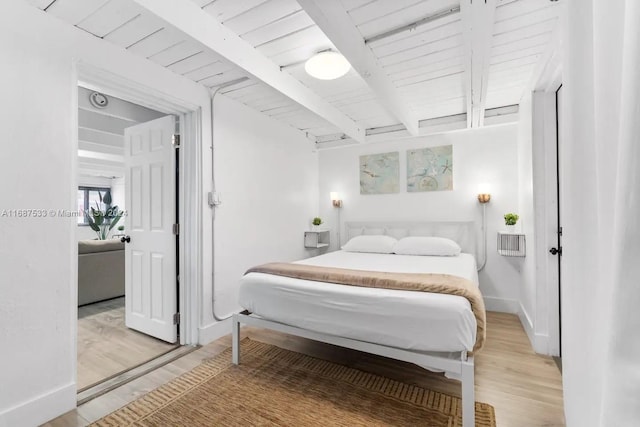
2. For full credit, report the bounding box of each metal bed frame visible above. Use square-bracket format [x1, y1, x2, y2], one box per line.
[231, 312, 476, 426]
[232, 221, 479, 426]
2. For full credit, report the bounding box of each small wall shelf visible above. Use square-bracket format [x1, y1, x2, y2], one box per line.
[497, 232, 526, 257]
[304, 230, 330, 249]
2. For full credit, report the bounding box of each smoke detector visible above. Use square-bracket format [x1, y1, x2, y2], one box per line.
[89, 91, 109, 109]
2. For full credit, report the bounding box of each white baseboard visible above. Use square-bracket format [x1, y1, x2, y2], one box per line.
[483, 296, 519, 313]
[0, 383, 76, 427]
[198, 318, 232, 345]
[517, 302, 550, 355]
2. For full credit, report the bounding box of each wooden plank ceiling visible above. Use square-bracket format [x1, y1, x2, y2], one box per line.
[26, 0, 560, 146]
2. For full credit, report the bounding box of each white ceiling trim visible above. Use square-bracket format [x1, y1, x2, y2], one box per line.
[129, 0, 365, 142]
[314, 107, 518, 150]
[78, 149, 124, 164]
[298, 0, 419, 136]
[460, 0, 497, 128]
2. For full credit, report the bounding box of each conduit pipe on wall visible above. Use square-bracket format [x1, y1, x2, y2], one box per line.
[206, 77, 265, 321]
[208, 86, 232, 322]
[477, 203, 488, 272]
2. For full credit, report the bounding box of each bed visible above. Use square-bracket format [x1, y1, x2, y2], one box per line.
[232, 221, 482, 427]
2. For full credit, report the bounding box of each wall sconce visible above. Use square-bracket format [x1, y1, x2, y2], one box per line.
[330, 191, 343, 250]
[330, 192, 343, 208]
[477, 183, 491, 204]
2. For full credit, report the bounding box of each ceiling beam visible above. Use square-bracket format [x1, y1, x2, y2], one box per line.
[79, 127, 123, 148]
[78, 150, 124, 164]
[78, 140, 124, 155]
[298, 0, 419, 136]
[78, 109, 134, 136]
[129, 0, 365, 143]
[78, 165, 124, 179]
[365, 6, 461, 46]
[460, 0, 497, 128]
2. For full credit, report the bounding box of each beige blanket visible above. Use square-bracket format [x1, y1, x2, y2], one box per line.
[246, 262, 486, 354]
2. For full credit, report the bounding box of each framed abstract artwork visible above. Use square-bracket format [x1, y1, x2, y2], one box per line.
[407, 145, 453, 192]
[359, 151, 400, 194]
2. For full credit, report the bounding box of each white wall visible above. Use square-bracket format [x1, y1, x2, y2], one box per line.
[560, 1, 627, 424]
[198, 95, 319, 340]
[515, 92, 539, 346]
[0, 2, 211, 425]
[110, 177, 126, 230]
[317, 124, 522, 311]
[76, 226, 98, 241]
[0, 22, 77, 427]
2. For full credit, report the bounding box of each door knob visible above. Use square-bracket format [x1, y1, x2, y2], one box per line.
[549, 247, 561, 255]
[121, 235, 131, 243]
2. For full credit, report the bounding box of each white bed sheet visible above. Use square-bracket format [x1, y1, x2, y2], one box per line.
[238, 251, 479, 353]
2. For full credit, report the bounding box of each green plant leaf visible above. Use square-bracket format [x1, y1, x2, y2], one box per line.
[85, 211, 99, 232]
[103, 190, 112, 206]
[504, 213, 519, 225]
[91, 208, 104, 226]
[108, 212, 123, 231]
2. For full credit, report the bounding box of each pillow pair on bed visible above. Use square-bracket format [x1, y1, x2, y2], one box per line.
[341, 235, 461, 256]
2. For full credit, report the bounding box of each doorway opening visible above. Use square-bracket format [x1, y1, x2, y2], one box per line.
[76, 86, 180, 393]
[77, 86, 178, 392]
[73, 69, 205, 400]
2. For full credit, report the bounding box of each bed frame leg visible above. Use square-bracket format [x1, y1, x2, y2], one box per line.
[461, 356, 475, 427]
[232, 314, 240, 365]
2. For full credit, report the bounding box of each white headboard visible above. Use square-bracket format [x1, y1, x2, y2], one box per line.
[344, 221, 478, 257]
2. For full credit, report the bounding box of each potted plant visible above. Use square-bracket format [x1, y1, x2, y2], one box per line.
[504, 213, 519, 232]
[312, 217, 323, 230]
[113, 225, 125, 237]
[85, 190, 123, 240]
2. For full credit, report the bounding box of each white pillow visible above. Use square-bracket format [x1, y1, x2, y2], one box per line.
[342, 235, 397, 254]
[393, 236, 461, 256]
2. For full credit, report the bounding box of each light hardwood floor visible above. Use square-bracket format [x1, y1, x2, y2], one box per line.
[77, 298, 177, 390]
[47, 311, 565, 427]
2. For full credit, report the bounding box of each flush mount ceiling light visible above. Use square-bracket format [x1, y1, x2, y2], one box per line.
[304, 51, 351, 80]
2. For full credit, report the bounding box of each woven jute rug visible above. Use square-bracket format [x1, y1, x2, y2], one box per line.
[92, 338, 495, 426]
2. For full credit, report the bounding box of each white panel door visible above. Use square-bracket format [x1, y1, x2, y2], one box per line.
[123, 115, 177, 343]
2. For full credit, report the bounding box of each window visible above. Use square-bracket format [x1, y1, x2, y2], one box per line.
[77, 187, 110, 225]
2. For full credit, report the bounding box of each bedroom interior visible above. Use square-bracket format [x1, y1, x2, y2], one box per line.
[1, 1, 639, 427]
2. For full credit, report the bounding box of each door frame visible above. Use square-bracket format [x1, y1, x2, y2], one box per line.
[73, 62, 201, 349]
[532, 63, 563, 356]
